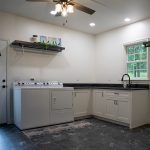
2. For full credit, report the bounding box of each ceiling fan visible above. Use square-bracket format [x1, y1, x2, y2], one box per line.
[26, 0, 96, 17]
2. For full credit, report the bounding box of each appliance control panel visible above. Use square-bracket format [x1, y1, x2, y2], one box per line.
[13, 80, 63, 88]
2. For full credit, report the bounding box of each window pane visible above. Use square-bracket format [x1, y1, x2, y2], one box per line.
[134, 63, 137, 70]
[126, 43, 148, 79]
[142, 49, 146, 53]
[141, 53, 147, 60]
[132, 70, 147, 78]
[136, 62, 147, 69]
[127, 63, 134, 70]
[139, 62, 147, 69]
[128, 71, 134, 78]
[136, 70, 141, 77]
[128, 55, 134, 61]
[134, 45, 140, 53]
[127, 46, 134, 54]
[135, 54, 140, 61]
[140, 45, 147, 53]
[140, 70, 147, 78]
[136, 63, 140, 69]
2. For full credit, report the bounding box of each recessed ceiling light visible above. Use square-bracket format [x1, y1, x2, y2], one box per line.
[124, 18, 131, 22]
[89, 23, 96, 27]
[50, 10, 57, 15]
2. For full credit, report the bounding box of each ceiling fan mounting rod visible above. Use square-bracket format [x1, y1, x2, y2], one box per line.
[56, 0, 72, 5]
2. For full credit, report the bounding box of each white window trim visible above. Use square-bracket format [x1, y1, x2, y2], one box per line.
[124, 38, 150, 80]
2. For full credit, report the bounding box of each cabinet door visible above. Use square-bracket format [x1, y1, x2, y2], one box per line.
[73, 90, 91, 117]
[104, 91, 117, 120]
[93, 90, 106, 117]
[105, 99, 118, 121]
[117, 92, 130, 123]
[22, 89, 50, 129]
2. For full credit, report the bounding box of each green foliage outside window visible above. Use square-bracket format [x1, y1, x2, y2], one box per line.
[126, 43, 147, 79]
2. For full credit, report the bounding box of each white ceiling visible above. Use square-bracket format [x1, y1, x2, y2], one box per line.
[0, 0, 150, 35]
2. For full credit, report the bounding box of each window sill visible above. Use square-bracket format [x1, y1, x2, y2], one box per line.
[123, 79, 150, 81]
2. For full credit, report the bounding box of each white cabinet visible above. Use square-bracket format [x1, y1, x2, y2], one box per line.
[93, 89, 148, 128]
[104, 91, 130, 124]
[117, 92, 130, 123]
[105, 99, 118, 120]
[130, 90, 148, 128]
[93, 90, 106, 117]
[51, 89, 74, 124]
[73, 89, 92, 118]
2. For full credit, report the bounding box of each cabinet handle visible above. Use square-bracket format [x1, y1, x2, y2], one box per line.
[74, 92, 76, 97]
[102, 92, 103, 97]
[52, 97, 56, 103]
[116, 100, 118, 105]
[114, 100, 118, 105]
[114, 93, 119, 95]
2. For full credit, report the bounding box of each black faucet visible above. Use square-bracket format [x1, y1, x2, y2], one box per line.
[121, 74, 131, 87]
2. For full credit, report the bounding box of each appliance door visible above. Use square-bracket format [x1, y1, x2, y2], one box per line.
[51, 90, 73, 110]
[21, 89, 50, 129]
[51, 89, 74, 124]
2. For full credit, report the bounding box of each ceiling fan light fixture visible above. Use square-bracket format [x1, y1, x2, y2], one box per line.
[62, 8, 68, 17]
[50, 10, 57, 15]
[67, 4, 74, 13]
[89, 22, 95, 27]
[55, 3, 62, 13]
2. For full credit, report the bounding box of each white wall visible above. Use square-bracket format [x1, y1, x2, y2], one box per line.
[95, 18, 150, 83]
[0, 12, 96, 83]
[1, 11, 150, 123]
[0, 12, 96, 123]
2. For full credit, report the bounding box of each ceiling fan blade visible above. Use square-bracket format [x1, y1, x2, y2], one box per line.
[73, 2, 95, 15]
[53, 0, 59, 2]
[26, 0, 51, 2]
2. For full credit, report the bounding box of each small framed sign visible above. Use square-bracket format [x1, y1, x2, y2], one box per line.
[40, 36, 47, 43]
[48, 37, 61, 46]
[40, 35, 62, 46]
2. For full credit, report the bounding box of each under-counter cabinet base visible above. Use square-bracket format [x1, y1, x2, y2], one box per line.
[93, 90, 148, 129]
[130, 90, 148, 128]
[74, 89, 149, 129]
[104, 91, 130, 124]
[13, 88, 74, 130]
[14, 88, 149, 130]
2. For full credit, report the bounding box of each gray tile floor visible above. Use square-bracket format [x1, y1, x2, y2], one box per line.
[0, 124, 37, 150]
[1, 118, 150, 150]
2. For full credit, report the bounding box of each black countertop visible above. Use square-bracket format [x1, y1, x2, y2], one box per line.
[63, 83, 149, 90]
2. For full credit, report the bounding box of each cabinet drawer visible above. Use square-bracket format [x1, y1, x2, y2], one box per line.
[118, 92, 130, 101]
[104, 91, 118, 99]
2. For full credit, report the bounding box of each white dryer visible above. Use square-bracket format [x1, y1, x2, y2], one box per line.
[51, 89, 74, 124]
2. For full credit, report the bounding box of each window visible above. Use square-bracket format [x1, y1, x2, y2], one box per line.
[126, 42, 148, 79]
